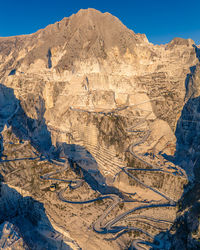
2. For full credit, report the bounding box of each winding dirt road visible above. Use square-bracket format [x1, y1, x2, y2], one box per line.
[39, 100, 185, 249]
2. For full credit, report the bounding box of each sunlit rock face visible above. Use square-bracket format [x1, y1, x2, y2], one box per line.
[0, 8, 200, 250]
[0, 9, 198, 166]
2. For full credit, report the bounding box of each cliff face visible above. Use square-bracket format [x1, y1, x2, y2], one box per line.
[0, 8, 200, 249]
[1, 9, 198, 166]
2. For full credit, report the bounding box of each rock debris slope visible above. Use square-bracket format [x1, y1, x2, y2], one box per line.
[0, 8, 200, 250]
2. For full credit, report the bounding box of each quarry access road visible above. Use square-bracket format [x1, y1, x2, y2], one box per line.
[69, 97, 163, 115]
[122, 167, 176, 205]
[0, 96, 180, 249]
[39, 154, 175, 250]
[40, 159, 84, 189]
[0, 156, 39, 163]
[66, 100, 183, 248]
[70, 101, 186, 179]
[0, 97, 180, 249]
[43, 167, 171, 250]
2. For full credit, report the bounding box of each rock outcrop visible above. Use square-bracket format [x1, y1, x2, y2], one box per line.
[0, 8, 200, 250]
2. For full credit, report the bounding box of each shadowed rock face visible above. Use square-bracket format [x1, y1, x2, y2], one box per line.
[0, 84, 115, 193]
[0, 174, 73, 249]
[0, 84, 18, 120]
[1, 8, 200, 250]
[152, 51, 200, 250]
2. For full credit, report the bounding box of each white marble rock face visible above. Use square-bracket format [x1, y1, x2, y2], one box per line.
[0, 8, 200, 250]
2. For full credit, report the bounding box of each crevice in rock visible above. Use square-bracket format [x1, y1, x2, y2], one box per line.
[47, 49, 52, 69]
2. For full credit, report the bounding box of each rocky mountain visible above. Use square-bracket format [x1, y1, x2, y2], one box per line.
[0, 8, 200, 249]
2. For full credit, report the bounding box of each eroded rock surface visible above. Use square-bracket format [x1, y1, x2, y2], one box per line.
[0, 8, 200, 250]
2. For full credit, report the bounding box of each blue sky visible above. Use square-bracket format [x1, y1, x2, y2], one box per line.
[1, 0, 200, 45]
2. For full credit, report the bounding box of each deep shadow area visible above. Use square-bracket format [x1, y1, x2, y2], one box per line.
[193, 44, 200, 62]
[151, 184, 200, 250]
[47, 49, 52, 69]
[162, 44, 200, 179]
[154, 45, 200, 249]
[174, 96, 200, 179]
[0, 83, 123, 196]
[0, 173, 71, 249]
[0, 82, 125, 248]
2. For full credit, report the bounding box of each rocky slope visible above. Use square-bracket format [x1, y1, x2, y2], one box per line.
[0, 8, 200, 249]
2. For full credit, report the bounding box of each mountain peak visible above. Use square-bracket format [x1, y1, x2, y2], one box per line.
[13, 8, 148, 70]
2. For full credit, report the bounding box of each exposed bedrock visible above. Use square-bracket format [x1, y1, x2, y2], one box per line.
[0, 8, 200, 250]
